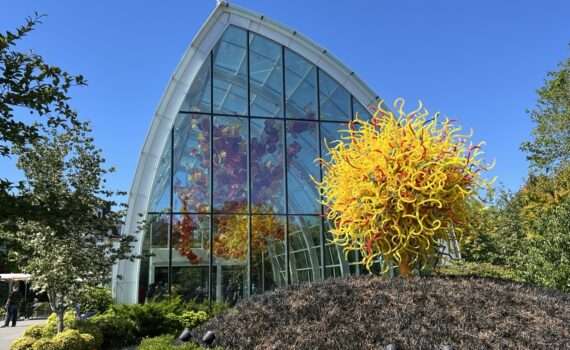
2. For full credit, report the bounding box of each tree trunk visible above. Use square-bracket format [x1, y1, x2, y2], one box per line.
[56, 309, 65, 333]
[399, 255, 412, 277]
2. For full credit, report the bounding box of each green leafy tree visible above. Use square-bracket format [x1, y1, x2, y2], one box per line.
[521, 49, 570, 171]
[511, 196, 570, 292]
[2, 122, 134, 332]
[0, 14, 85, 232]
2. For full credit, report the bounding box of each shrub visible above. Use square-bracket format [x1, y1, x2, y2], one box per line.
[24, 325, 46, 339]
[72, 320, 103, 349]
[138, 335, 214, 350]
[43, 312, 77, 337]
[10, 336, 36, 350]
[31, 338, 57, 350]
[51, 329, 96, 350]
[77, 287, 112, 315]
[90, 313, 136, 348]
[166, 311, 209, 330]
[435, 261, 522, 282]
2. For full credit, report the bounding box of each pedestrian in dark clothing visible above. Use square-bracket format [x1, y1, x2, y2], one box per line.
[2, 287, 21, 327]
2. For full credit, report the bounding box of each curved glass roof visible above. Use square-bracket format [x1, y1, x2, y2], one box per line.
[138, 24, 376, 305]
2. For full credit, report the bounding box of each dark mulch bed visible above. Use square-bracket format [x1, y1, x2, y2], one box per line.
[192, 275, 570, 350]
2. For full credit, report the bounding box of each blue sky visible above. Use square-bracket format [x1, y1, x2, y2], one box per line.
[1, 0, 569, 196]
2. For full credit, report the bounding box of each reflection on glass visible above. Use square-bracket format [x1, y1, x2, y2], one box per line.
[171, 214, 210, 302]
[213, 116, 248, 212]
[181, 55, 211, 113]
[288, 216, 321, 283]
[140, 214, 170, 302]
[213, 26, 248, 115]
[251, 119, 285, 213]
[249, 33, 283, 117]
[213, 214, 248, 304]
[320, 122, 347, 162]
[285, 49, 317, 120]
[287, 120, 320, 214]
[252, 215, 286, 294]
[319, 71, 350, 121]
[173, 114, 210, 213]
[323, 221, 347, 278]
[148, 133, 171, 213]
[353, 98, 372, 120]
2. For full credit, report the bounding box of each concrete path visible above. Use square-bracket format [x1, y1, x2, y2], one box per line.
[0, 319, 45, 350]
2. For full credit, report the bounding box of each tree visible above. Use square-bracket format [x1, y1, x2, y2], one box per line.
[521, 49, 570, 171]
[317, 99, 493, 276]
[0, 14, 85, 228]
[2, 122, 134, 332]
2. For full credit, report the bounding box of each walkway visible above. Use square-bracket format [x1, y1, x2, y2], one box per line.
[0, 319, 45, 350]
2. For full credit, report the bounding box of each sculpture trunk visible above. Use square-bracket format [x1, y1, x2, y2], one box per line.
[399, 256, 412, 277]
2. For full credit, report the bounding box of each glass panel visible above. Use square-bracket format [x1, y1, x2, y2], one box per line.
[173, 114, 210, 213]
[171, 214, 210, 302]
[213, 214, 248, 304]
[180, 55, 211, 113]
[143, 214, 170, 301]
[213, 116, 248, 213]
[288, 216, 321, 283]
[213, 26, 248, 115]
[251, 215, 286, 294]
[251, 119, 285, 214]
[320, 122, 347, 162]
[353, 98, 373, 120]
[284, 49, 317, 120]
[319, 71, 350, 121]
[249, 33, 283, 118]
[148, 134, 171, 213]
[287, 120, 320, 214]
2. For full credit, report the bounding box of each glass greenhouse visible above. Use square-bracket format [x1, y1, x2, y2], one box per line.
[113, 2, 380, 304]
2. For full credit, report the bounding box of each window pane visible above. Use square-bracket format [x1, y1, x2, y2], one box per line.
[251, 119, 285, 214]
[249, 33, 283, 118]
[181, 55, 211, 113]
[251, 215, 286, 294]
[285, 49, 317, 120]
[213, 26, 248, 115]
[320, 122, 347, 162]
[353, 98, 372, 120]
[171, 214, 210, 302]
[287, 120, 320, 214]
[213, 116, 248, 212]
[148, 134, 171, 213]
[288, 216, 321, 283]
[141, 214, 170, 301]
[213, 214, 248, 304]
[319, 71, 350, 121]
[173, 114, 210, 213]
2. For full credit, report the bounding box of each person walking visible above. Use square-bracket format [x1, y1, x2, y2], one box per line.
[2, 286, 21, 328]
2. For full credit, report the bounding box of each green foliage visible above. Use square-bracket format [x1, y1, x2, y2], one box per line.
[521, 49, 570, 171]
[23, 325, 46, 339]
[435, 261, 522, 282]
[51, 329, 90, 350]
[510, 196, 570, 292]
[166, 310, 209, 330]
[71, 320, 103, 350]
[31, 338, 57, 350]
[43, 312, 76, 337]
[10, 336, 36, 350]
[138, 335, 217, 350]
[77, 287, 112, 315]
[89, 313, 137, 348]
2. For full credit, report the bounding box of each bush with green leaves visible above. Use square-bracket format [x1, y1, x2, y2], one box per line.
[89, 313, 137, 348]
[24, 324, 46, 339]
[51, 329, 92, 350]
[31, 338, 57, 350]
[138, 335, 219, 350]
[511, 196, 570, 292]
[10, 336, 36, 350]
[77, 287, 112, 315]
[43, 312, 77, 337]
[166, 311, 209, 330]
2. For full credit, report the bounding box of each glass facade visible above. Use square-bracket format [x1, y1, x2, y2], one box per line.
[141, 25, 376, 305]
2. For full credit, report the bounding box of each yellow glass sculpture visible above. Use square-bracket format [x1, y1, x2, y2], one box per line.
[316, 99, 493, 276]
